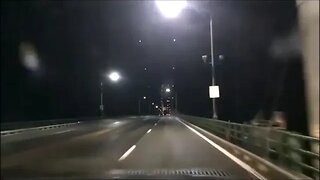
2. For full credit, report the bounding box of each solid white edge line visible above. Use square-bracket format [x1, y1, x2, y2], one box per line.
[146, 129, 152, 134]
[177, 118, 267, 180]
[118, 145, 136, 161]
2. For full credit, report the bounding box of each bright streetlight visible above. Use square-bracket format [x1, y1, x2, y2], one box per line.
[155, 0, 187, 18]
[165, 88, 171, 93]
[108, 71, 120, 82]
[152, 102, 155, 105]
[100, 71, 122, 116]
[155, 105, 158, 109]
[143, 96, 147, 99]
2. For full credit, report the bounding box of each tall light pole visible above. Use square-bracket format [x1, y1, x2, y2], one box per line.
[100, 82, 104, 116]
[100, 71, 121, 117]
[174, 92, 178, 113]
[138, 96, 147, 115]
[210, 17, 218, 119]
[156, 0, 218, 119]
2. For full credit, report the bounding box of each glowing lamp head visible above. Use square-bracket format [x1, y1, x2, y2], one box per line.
[156, 0, 187, 18]
[108, 72, 120, 82]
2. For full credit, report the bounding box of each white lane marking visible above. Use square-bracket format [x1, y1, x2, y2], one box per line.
[53, 129, 74, 135]
[146, 129, 152, 134]
[118, 145, 136, 161]
[177, 119, 266, 180]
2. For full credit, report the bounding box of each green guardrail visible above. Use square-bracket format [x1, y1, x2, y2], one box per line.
[179, 114, 320, 180]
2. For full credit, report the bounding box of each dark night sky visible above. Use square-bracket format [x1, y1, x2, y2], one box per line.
[1, 1, 307, 134]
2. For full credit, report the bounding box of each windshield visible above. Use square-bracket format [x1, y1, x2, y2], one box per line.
[1, 1, 319, 179]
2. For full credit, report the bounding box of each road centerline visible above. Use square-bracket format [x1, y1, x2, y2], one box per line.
[118, 145, 136, 161]
[118, 119, 159, 162]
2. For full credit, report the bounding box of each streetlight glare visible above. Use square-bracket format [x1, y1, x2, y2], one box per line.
[156, 0, 187, 18]
[165, 88, 171, 93]
[143, 96, 147, 99]
[108, 72, 120, 82]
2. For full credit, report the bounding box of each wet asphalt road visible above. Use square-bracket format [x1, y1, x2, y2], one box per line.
[1, 116, 255, 179]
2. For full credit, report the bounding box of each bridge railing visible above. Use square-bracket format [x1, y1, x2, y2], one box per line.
[179, 114, 319, 180]
[0, 117, 103, 131]
[1, 115, 137, 132]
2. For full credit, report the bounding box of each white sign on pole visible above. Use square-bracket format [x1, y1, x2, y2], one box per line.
[209, 86, 220, 98]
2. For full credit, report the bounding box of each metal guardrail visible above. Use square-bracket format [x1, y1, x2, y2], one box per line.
[0, 116, 106, 131]
[1, 115, 137, 132]
[0, 122, 80, 136]
[179, 114, 319, 180]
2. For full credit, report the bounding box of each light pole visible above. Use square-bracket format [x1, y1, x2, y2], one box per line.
[156, 0, 218, 119]
[100, 71, 121, 117]
[209, 17, 218, 119]
[138, 96, 147, 115]
[164, 87, 173, 114]
[174, 92, 178, 113]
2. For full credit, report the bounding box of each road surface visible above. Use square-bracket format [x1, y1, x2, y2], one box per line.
[1, 116, 257, 179]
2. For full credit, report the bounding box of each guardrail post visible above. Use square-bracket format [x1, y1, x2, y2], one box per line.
[278, 131, 288, 166]
[263, 127, 271, 158]
[270, 130, 285, 165]
[287, 133, 303, 173]
[312, 139, 319, 180]
[225, 121, 230, 141]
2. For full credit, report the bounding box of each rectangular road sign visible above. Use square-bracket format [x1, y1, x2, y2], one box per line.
[209, 86, 220, 98]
